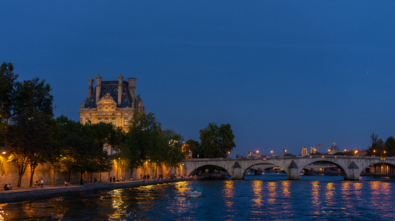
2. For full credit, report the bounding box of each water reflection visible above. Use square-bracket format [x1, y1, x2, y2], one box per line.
[3, 177, 395, 220]
[252, 180, 263, 207]
[311, 181, 320, 206]
[281, 181, 290, 198]
[224, 181, 234, 208]
[325, 182, 334, 202]
[267, 182, 276, 204]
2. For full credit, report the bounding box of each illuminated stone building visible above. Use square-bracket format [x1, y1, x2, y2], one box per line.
[79, 75, 144, 130]
[79, 75, 145, 155]
[328, 141, 340, 154]
[301, 147, 308, 156]
[310, 147, 316, 154]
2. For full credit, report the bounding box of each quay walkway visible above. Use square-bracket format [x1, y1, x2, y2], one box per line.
[0, 178, 193, 204]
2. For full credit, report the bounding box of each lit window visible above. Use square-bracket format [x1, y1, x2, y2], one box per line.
[98, 118, 102, 123]
[105, 118, 108, 123]
[124, 118, 128, 126]
[112, 118, 115, 126]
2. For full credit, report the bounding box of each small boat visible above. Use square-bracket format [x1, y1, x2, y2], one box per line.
[186, 191, 202, 198]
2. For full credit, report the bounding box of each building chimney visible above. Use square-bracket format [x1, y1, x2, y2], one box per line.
[95, 75, 102, 105]
[88, 78, 94, 99]
[117, 75, 124, 106]
[128, 78, 137, 101]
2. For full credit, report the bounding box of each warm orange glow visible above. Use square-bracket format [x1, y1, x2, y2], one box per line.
[355, 150, 358, 154]
[284, 150, 287, 152]
[344, 149, 346, 152]
[373, 150, 376, 152]
[270, 151, 273, 153]
[328, 149, 331, 152]
[228, 151, 230, 154]
[384, 151, 386, 154]
[256, 150, 259, 153]
[1, 151, 5, 155]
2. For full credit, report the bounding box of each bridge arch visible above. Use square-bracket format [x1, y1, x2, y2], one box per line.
[359, 161, 395, 176]
[298, 160, 347, 178]
[189, 164, 231, 178]
[243, 163, 287, 178]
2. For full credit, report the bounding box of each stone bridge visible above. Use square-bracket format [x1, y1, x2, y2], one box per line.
[182, 155, 395, 180]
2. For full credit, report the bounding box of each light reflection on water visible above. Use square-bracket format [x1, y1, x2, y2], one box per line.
[2, 175, 395, 220]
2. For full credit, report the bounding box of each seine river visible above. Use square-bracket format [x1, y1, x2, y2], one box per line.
[1, 174, 395, 220]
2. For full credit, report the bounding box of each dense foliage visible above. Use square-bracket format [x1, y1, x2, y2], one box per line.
[0, 62, 185, 186]
[199, 123, 236, 158]
[367, 133, 395, 157]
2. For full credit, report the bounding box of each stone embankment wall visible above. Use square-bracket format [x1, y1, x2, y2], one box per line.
[0, 155, 187, 186]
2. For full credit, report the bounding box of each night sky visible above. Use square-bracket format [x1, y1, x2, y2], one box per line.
[2, 1, 395, 156]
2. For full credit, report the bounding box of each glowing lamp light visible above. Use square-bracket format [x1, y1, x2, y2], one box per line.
[2, 151, 5, 155]
[270, 151, 273, 154]
[228, 151, 231, 154]
[384, 151, 387, 154]
[373, 150, 376, 153]
[256, 150, 259, 153]
[328, 149, 331, 152]
[355, 150, 358, 154]
[284, 150, 287, 152]
[344, 149, 347, 152]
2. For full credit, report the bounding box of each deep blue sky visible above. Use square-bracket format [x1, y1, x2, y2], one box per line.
[2, 1, 395, 156]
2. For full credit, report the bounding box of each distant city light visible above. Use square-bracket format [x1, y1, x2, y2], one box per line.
[344, 149, 347, 152]
[284, 150, 287, 152]
[270, 151, 273, 153]
[256, 150, 259, 153]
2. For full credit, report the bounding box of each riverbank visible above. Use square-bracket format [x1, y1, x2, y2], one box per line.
[0, 178, 193, 204]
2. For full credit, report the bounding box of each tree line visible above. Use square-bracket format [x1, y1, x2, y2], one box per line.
[0, 62, 237, 187]
[183, 123, 236, 159]
[0, 63, 185, 187]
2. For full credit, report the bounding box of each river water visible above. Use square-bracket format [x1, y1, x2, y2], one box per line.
[1, 174, 395, 220]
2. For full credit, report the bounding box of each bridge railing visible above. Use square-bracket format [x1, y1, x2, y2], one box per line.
[183, 155, 395, 161]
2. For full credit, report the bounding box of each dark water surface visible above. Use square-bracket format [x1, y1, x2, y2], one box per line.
[1, 175, 395, 220]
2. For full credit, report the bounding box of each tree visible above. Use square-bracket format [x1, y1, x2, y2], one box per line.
[367, 133, 384, 156]
[4, 75, 54, 187]
[123, 111, 185, 177]
[184, 139, 201, 158]
[6, 112, 53, 187]
[123, 111, 157, 171]
[384, 136, 395, 157]
[199, 123, 236, 158]
[0, 62, 18, 121]
[0, 62, 18, 147]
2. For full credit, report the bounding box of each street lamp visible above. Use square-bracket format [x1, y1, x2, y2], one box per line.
[228, 151, 231, 154]
[270, 151, 273, 154]
[2, 151, 5, 155]
[256, 150, 259, 153]
[344, 149, 347, 152]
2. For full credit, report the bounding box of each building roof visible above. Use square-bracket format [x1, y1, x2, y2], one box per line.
[85, 81, 134, 108]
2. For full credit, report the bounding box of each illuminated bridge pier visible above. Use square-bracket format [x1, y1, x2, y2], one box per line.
[183, 156, 395, 180]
